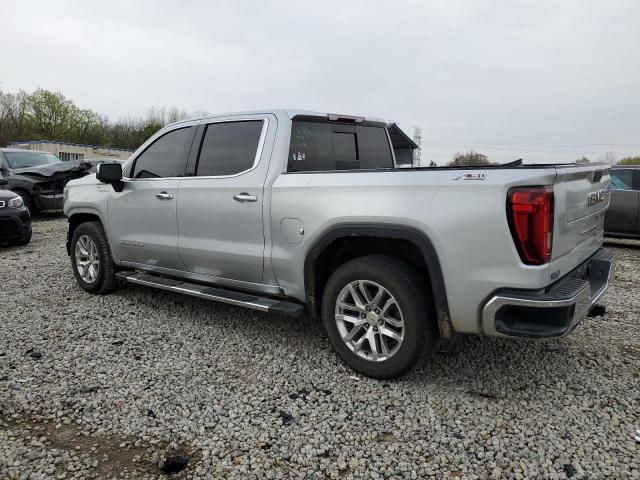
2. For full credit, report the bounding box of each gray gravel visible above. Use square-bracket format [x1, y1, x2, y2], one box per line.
[1, 214, 639, 479]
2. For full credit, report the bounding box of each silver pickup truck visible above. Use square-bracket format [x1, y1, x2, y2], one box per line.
[63, 110, 616, 378]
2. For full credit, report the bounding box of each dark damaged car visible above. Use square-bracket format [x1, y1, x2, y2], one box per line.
[0, 179, 32, 246]
[0, 148, 96, 214]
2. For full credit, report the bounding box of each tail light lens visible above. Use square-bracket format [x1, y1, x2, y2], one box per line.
[508, 186, 554, 265]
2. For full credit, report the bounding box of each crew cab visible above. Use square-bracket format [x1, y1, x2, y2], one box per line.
[63, 110, 616, 378]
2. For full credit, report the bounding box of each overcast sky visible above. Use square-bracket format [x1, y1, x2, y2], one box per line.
[1, 0, 639, 164]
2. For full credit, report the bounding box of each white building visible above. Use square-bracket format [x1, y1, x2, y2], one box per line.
[8, 140, 132, 161]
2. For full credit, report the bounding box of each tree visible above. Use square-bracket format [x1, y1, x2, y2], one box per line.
[3, 90, 30, 140]
[27, 89, 79, 139]
[575, 156, 591, 164]
[0, 90, 10, 143]
[618, 156, 640, 165]
[0, 87, 197, 150]
[448, 151, 490, 166]
[71, 108, 104, 145]
[142, 120, 163, 142]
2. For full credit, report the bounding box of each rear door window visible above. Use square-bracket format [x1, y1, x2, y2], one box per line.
[195, 121, 263, 177]
[131, 127, 194, 178]
[288, 121, 393, 172]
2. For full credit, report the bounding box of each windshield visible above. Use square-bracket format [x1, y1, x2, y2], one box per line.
[4, 152, 62, 169]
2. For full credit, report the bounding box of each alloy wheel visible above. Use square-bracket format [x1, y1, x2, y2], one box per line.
[75, 235, 100, 284]
[334, 280, 405, 362]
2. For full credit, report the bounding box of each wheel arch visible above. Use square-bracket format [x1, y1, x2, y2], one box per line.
[304, 223, 453, 338]
[66, 210, 106, 256]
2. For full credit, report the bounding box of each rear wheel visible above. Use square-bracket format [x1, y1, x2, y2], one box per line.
[322, 255, 436, 379]
[70, 221, 118, 294]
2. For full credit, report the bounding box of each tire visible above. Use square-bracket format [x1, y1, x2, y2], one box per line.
[70, 221, 118, 294]
[322, 255, 437, 379]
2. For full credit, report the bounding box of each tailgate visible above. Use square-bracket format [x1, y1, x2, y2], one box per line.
[550, 164, 610, 276]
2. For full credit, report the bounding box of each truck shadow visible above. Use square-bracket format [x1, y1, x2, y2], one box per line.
[111, 284, 595, 401]
[409, 332, 602, 401]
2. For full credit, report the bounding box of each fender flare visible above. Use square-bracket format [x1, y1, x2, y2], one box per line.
[65, 208, 107, 255]
[304, 223, 453, 338]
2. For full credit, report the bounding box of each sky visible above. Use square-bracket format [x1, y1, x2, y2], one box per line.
[1, 0, 639, 165]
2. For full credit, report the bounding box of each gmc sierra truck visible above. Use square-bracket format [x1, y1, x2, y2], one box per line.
[63, 110, 616, 378]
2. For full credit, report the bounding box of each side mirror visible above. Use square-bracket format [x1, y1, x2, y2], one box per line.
[96, 163, 123, 192]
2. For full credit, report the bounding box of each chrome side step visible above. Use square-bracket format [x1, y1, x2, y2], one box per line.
[115, 271, 305, 318]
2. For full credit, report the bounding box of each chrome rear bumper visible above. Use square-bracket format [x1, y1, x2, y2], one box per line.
[482, 248, 617, 339]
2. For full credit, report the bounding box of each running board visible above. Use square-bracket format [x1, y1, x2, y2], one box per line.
[116, 271, 305, 318]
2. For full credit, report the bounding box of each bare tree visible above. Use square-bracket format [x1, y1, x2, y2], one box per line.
[166, 106, 189, 124]
[5, 90, 30, 139]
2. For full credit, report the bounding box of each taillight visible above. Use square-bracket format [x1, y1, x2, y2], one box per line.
[507, 186, 554, 265]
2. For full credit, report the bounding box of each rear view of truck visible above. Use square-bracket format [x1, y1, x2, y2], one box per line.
[482, 164, 616, 338]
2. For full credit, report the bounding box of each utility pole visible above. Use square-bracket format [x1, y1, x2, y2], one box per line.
[412, 126, 422, 167]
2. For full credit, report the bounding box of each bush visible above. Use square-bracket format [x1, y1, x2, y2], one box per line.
[618, 156, 640, 165]
[448, 151, 490, 166]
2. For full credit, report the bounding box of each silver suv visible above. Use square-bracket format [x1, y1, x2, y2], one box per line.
[64, 110, 616, 378]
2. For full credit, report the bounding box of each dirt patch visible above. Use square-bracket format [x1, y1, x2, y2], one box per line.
[1, 416, 201, 479]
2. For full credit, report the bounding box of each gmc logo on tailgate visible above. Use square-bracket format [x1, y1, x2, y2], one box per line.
[587, 189, 605, 206]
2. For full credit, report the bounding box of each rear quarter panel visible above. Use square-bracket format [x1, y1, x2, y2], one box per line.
[270, 168, 559, 334]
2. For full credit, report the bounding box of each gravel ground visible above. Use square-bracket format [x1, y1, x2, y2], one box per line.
[0, 214, 638, 479]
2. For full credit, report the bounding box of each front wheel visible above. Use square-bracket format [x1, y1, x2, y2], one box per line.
[70, 221, 118, 294]
[322, 255, 437, 379]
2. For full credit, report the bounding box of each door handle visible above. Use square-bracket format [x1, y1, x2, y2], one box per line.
[233, 193, 258, 203]
[155, 191, 174, 200]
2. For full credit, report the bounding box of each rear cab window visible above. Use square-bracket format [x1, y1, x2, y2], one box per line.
[288, 116, 394, 172]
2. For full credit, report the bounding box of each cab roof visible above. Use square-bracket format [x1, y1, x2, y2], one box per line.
[167, 109, 387, 128]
